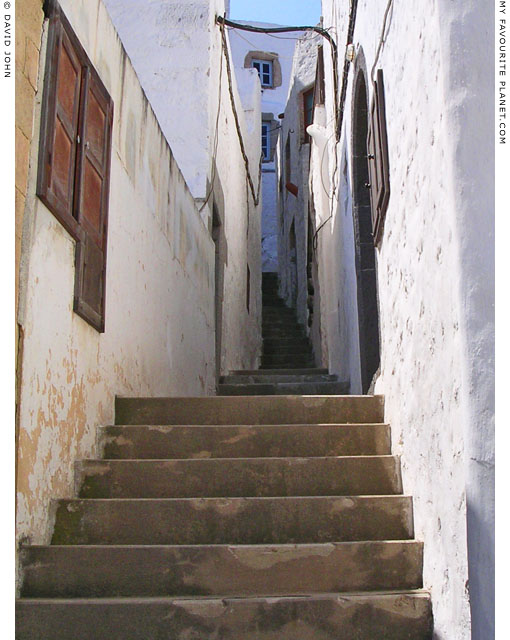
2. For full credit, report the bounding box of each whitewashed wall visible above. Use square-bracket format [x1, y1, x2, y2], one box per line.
[229, 22, 296, 272]
[208, 13, 262, 374]
[16, 0, 261, 546]
[312, 0, 494, 638]
[276, 33, 320, 332]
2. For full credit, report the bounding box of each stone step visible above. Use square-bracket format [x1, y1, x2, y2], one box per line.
[229, 368, 329, 376]
[100, 423, 392, 459]
[262, 336, 310, 349]
[76, 456, 402, 499]
[261, 316, 298, 323]
[262, 313, 301, 320]
[261, 353, 314, 363]
[51, 495, 414, 545]
[16, 592, 433, 639]
[261, 325, 305, 335]
[221, 372, 337, 384]
[115, 395, 385, 425]
[218, 381, 348, 395]
[262, 344, 313, 355]
[260, 359, 316, 369]
[20, 540, 423, 598]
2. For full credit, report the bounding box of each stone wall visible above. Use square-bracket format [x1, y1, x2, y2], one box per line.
[15, 0, 44, 350]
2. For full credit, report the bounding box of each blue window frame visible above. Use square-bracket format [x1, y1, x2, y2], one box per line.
[252, 59, 273, 87]
[261, 122, 270, 160]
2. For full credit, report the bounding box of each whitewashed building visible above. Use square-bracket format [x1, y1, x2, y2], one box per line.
[276, 1, 494, 638]
[16, 0, 261, 549]
[228, 20, 297, 271]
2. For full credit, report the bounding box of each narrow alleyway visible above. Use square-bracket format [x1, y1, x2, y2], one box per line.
[218, 273, 347, 395]
[16, 272, 433, 638]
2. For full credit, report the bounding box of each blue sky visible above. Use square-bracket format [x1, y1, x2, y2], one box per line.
[229, 0, 322, 26]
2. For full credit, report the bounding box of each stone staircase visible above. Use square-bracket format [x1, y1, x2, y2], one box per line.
[16, 273, 433, 638]
[219, 272, 348, 396]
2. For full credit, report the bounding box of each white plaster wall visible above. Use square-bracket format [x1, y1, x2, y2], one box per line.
[16, 0, 260, 546]
[209, 17, 262, 374]
[313, 0, 494, 637]
[229, 23, 297, 273]
[229, 21, 296, 121]
[276, 32, 320, 334]
[261, 170, 278, 271]
[103, 0, 262, 375]
[103, 0, 214, 199]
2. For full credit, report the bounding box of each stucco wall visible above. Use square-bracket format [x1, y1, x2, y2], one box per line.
[229, 23, 296, 273]
[103, 0, 262, 376]
[276, 32, 320, 333]
[208, 14, 262, 375]
[16, 0, 260, 546]
[310, 0, 494, 637]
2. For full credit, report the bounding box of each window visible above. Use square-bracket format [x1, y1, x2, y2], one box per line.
[367, 69, 390, 246]
[37, 1, 113, 332]
[261, 122, 270, 160]
[252, 59, 273, 87]
[303, 88, 314, 143]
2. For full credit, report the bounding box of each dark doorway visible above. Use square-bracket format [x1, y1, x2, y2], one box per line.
[289, 219, 298, 309]
[351, 65, 381, 393]
[212, 202, 224, 385]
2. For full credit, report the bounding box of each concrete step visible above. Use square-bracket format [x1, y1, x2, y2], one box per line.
[114, 395, 385, 425]
[20, 540, 423, 598]
[221, 372, 337, 384]
[16, 592, 433, 639]
[218, 381, 348, 395]
[100, 423, 392, 459]
[76, 456, 402, 499]
[51, 495, 414, 545]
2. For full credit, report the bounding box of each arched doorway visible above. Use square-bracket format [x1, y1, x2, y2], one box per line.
[351, 59, 381, 393]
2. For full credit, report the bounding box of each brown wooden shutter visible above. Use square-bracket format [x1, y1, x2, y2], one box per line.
[37, 7, 83, 237]
[367, 69, 390, 246]
[38, 1, 113, 333]
[73, 67, 113, 333]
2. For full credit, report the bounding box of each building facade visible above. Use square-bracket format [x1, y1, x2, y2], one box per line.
[16, 0, 261, 552]
[229, 20, 297, 272]
[276, 1, 494, 637]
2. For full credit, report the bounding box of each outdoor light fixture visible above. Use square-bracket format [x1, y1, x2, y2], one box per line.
[346, 44, 356, 62]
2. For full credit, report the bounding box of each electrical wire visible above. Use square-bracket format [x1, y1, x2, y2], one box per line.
[198, 44, 224, 213]
[219, 18, 262, 206]
[217, 16, 340, 132]
[370, 0, 394, 83]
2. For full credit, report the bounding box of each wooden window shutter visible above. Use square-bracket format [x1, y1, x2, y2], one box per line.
[367, 69, 390, 246]
[315, 45, 325, 106]
[37, 6, 83, 237]
[37, 1, 113, 333]
[73, 67, 113, 332]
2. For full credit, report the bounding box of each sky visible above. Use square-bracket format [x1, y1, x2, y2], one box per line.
[229, 0, 322, 26]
